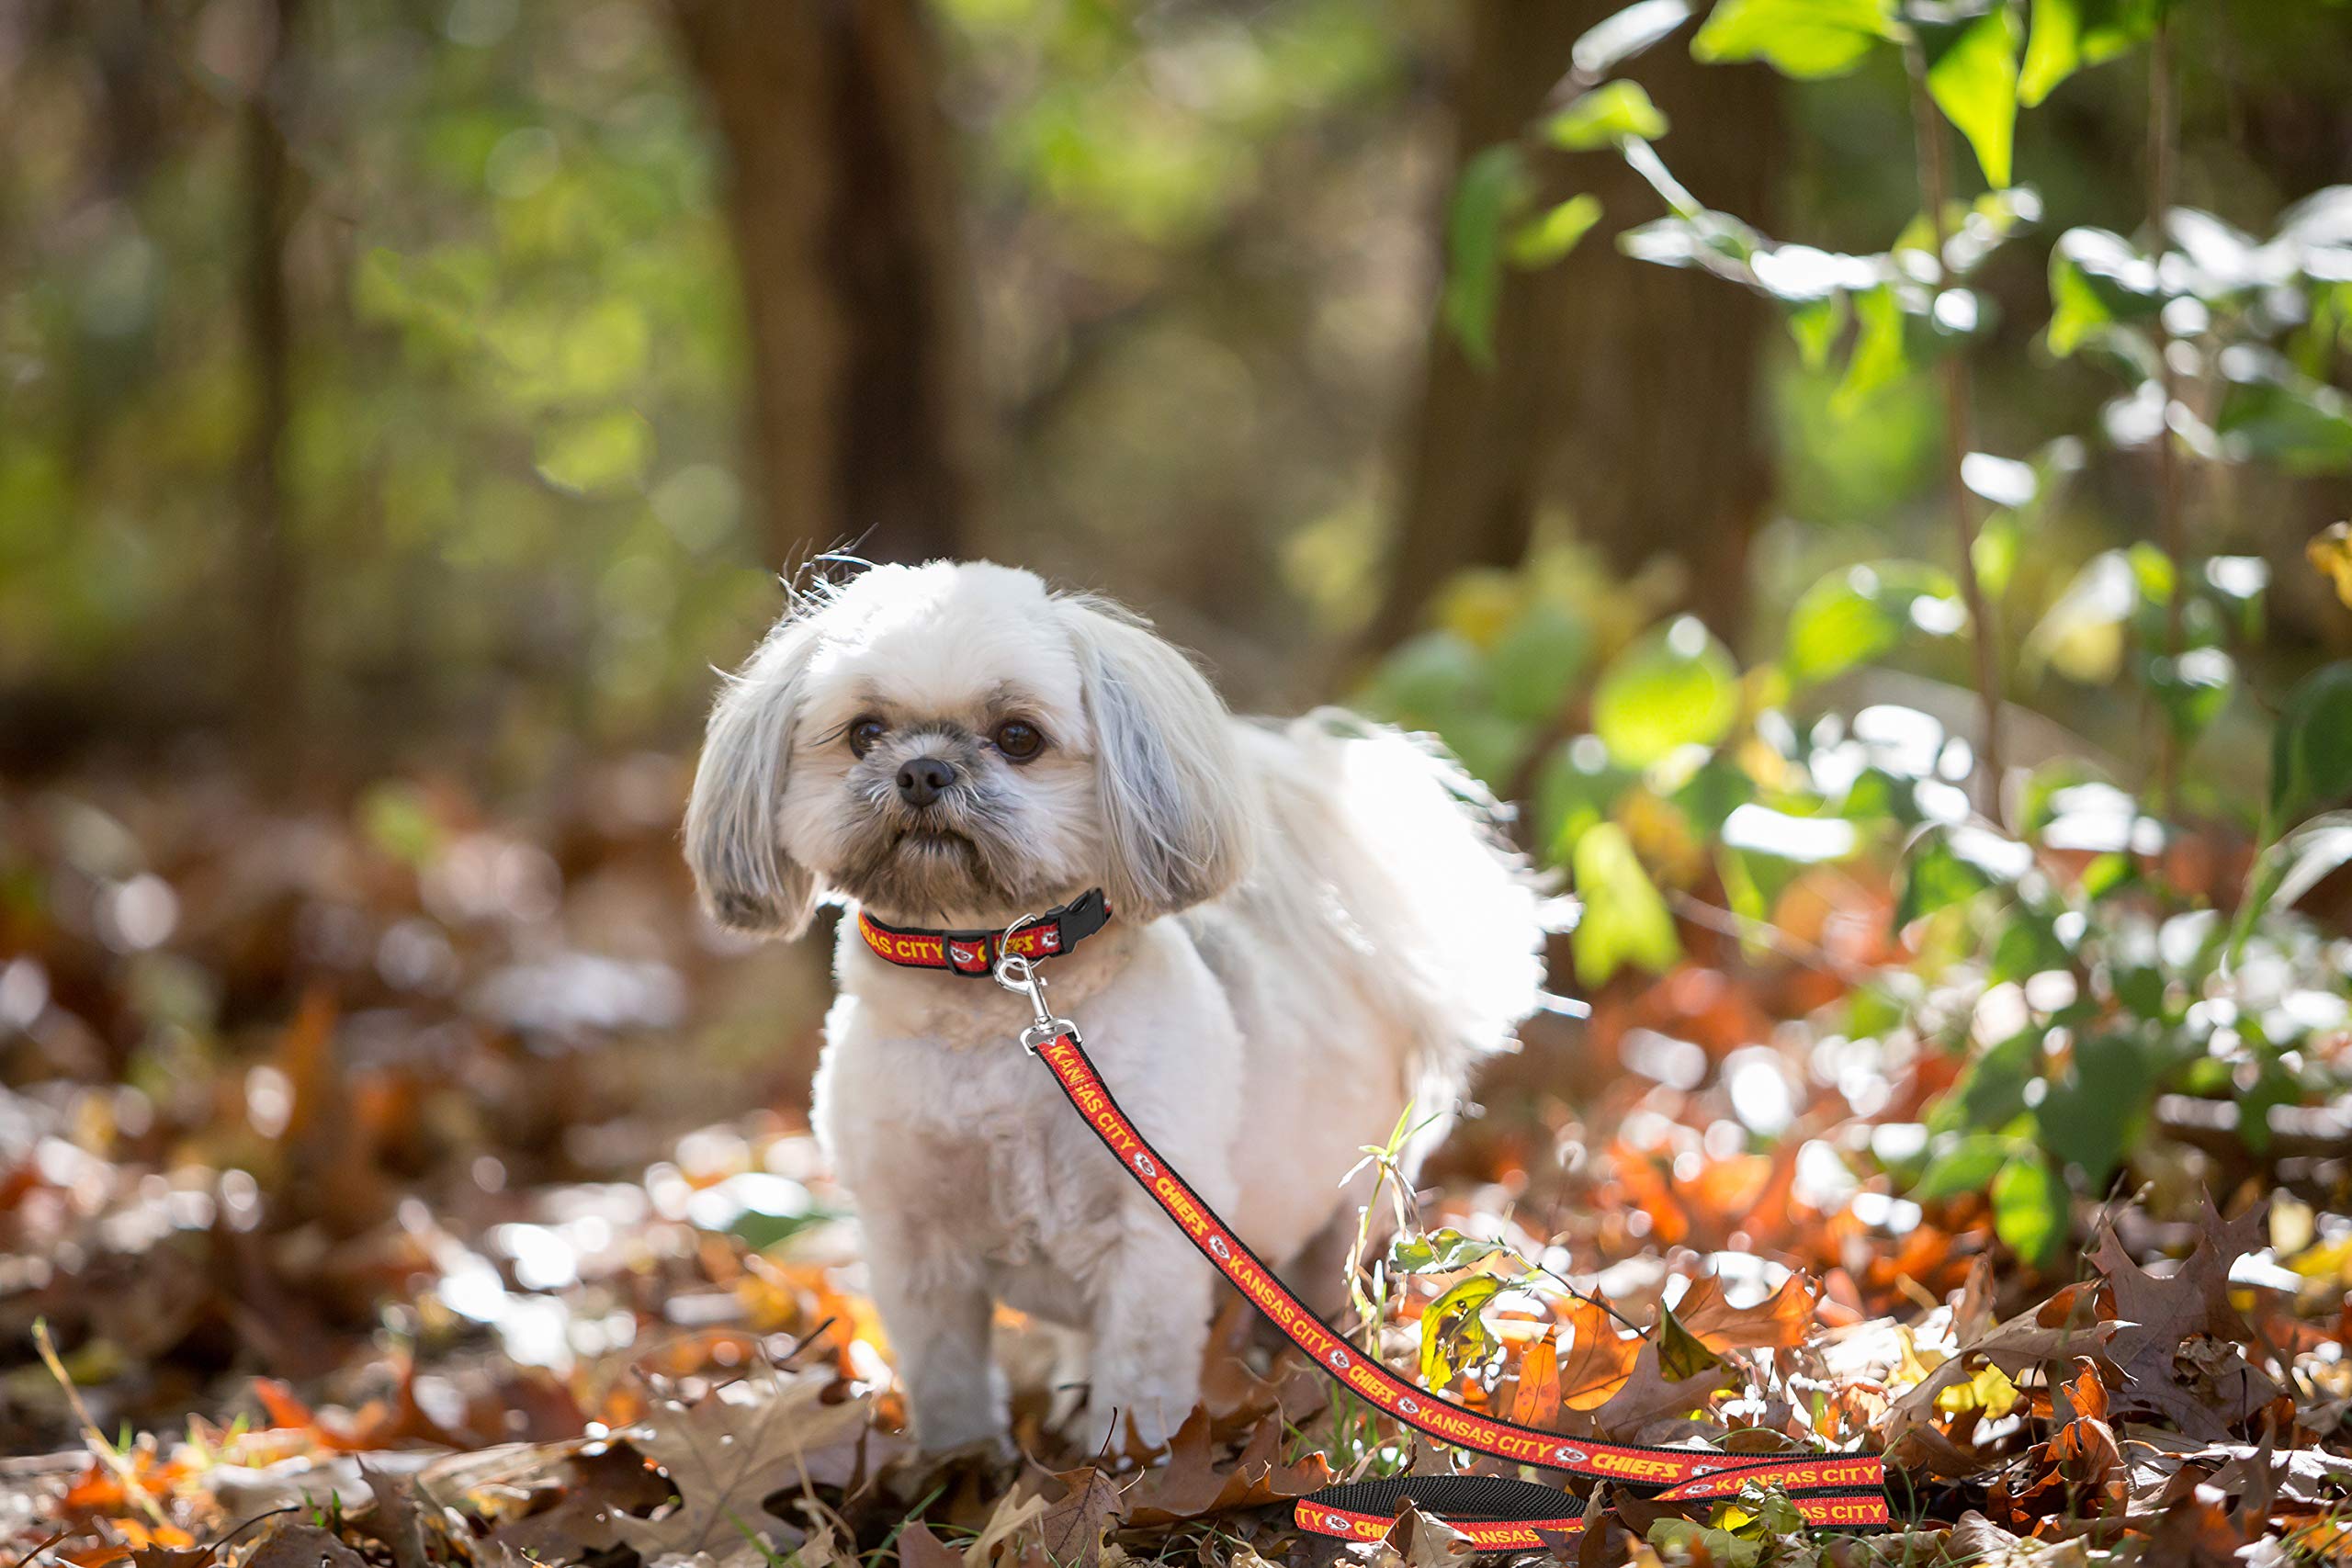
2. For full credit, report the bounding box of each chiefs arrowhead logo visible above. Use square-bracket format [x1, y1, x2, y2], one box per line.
[1207, 1235, 1231, 1261]
[1326, 1347, 1351, 1371]
[1553, 1445, 1589, 1465]
[1132, 1152, 1156, 1178]
[1039, 930, 1058, 950]
[948, 943, 977, 964]
[1396, 1394, 1420, 1415]
[1689, 1464, 1719, 1475]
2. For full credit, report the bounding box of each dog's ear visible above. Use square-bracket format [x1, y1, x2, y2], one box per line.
[684, 615, 820, 938]
[1062, 597, 1254, 921]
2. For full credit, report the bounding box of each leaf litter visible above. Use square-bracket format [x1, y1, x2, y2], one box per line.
[2, 767, 2348, 1567]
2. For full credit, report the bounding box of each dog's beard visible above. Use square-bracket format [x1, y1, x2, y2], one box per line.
[829, 784, 1055, 921]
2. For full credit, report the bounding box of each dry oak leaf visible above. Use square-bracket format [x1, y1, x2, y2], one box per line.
[243, 1525, 368, 1568]
[1586, 1341, 1734, 1441]
[1883, 1282, 2116, 1455]
[1670, 1273, 1820, 1353]
[616, 1371, 873, 1568]
[2092, 1199, 2285, 1439]
[1510, 1332, 1563, 1427]
[897, 1520, 965, 1568]
[1385, 1501, 1481, 1568]
[1035, 1465, 1125, 1568]
[1553, 1296, 1642, 1414]
[959, 1483, 1051, 1568]
[485, 1441, 676, 1560]
[1121, 1407, 1331, 1526]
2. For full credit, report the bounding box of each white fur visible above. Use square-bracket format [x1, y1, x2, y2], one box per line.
[685, 561, 1544, 1454]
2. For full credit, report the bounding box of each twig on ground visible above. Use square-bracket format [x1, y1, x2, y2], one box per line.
[31, 1319, 174, 1532]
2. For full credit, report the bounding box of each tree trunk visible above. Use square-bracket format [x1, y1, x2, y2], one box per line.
[673, 0, 979, 573]
[238, 0, 302, 761]
[1372, 0, 1781, 649]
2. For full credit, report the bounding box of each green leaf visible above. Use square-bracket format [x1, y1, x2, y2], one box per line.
[1390, 1229, 1507, 1276]
[1988, 908, 2070, 983]
[1435, 713, 1533, 793]
[1535, 743, 1637, 865]
[1570, 822, 1682, 986]
[1832, 283, 1907, 418]
[1442, 146, 1532, 370]
[2045, 228, 2163, 359]
[1488, 601, 1594, 721]
[1648, 1520, 1762, 1568]
[2271, 661, 2352, 820]
[1690, 0, 1898, 78]
[2018, 0, 2083, 105]
[2035, 1032, 2157, 1189]
[1509, 195, 1606, 269]
[534, 409, 653, 496]
[1990, 1152, 2067, 1265]
[1787, 290, 1849, 371]
[1419, 1273, 1507, 1390]
[1544, 81, 1669, 151]
[1912, 1133, 2011, 1201]
[1655, 1303, 1724, 1382]
[2020, 0, 2165, 107]
[2145, 647, 2234, 742]
[1927, 7, 2023, 189]
[1784, 560, 1965, 686]
[1591, 616, 1739, 766]
[1894, 823, 2033, 927]
[2257, 812, 2352, 915]
[1361, 631, 1487, 727]
[1935, 1028, 2043, 1135]
[2217, 360, 2352, 475]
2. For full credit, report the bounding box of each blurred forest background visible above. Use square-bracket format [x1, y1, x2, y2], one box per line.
[7, 0, 2348, 773]
[7, 1, 2352, 1563]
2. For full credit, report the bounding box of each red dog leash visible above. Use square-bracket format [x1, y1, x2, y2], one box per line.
[866, 895, 1894, 1548]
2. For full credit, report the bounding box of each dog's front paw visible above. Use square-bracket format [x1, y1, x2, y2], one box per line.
[909, 1378, 1012, 1459]
[919, 1427, 1019, 1469]
[1080, 1378, 1194, 1460]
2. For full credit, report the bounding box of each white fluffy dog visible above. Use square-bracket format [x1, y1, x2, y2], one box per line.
[684, 561, 1544, 1454]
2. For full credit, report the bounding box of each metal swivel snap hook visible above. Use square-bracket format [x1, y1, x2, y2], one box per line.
[993, 914, 1079, 1053]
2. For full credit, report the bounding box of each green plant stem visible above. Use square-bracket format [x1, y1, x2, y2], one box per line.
[2149, 10, 2188, 817]
[1904, 41, 2006, 824]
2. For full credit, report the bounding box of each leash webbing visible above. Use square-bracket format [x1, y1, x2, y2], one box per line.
[1028, 1033, 1892, 1549]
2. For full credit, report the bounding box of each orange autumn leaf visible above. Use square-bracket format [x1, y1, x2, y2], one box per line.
[1673, 1273, 1819, 1352]
[1555, 1296, 1642, 1413]
[1510, 1332, 1561, 1427]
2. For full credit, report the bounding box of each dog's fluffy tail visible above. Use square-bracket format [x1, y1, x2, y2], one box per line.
[1226, 709, 1550, 1080]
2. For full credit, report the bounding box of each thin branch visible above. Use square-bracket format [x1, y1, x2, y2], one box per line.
[2149, 10, 2189, 815]
[1665, 888, 1881, 990]
[1904, 42, 2007, 824]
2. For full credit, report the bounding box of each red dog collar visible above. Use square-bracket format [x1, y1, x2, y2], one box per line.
[855, 888, 1113, 976]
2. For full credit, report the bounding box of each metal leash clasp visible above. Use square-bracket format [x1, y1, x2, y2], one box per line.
[994, 911, 1079, 1054]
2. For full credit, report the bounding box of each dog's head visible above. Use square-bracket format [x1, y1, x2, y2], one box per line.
[684, 561, 1253, 937]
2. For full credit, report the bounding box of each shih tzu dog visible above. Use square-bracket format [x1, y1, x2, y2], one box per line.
[684, 561, 1544, 1455]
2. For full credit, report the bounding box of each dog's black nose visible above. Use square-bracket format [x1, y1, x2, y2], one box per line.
[896, 756, 956, 807]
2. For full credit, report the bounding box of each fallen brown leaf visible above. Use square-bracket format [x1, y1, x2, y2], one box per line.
[243, 1524, 368, 1568]
[615, 1371, 872, 1568]
[1035, 1466, 1124, 1568]
[1120, 1408, 1331, 1526]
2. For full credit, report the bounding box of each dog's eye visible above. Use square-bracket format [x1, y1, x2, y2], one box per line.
[847, 716, 888, 758]
[992, 720, 1045, 762]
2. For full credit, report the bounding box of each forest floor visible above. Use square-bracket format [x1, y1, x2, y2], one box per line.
[3, 764, 2348, 1568]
